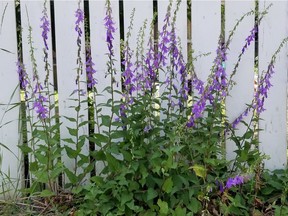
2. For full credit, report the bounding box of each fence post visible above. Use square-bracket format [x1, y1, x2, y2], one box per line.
[0, 1, 21, 197]
[258, 0, 288, 170]
[225, 1, 255, 162]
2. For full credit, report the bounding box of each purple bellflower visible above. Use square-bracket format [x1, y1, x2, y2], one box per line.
[225, 175, 244, 189]
[104, 1, 116, 57]
[75, 8, 84, 40]
[86, 46, 97, 89]
[242, 26, 258, 54]
[17, 59, 29, 99]
[33, 94, 48, 119]
[40, 6, 50, 51]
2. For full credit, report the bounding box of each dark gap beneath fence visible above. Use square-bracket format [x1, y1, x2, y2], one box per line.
[83, 0, 96, 178]
[15, 0, 30, 190]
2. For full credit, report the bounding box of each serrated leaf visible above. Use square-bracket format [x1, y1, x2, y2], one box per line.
[90, 176, 104, 185]
[92, 150, 106, 160]
[35, 152, 48, 164]
[65, 168, 78, 184]
[110, 130, 126, 139]
[162, 177, 173, 193]
[18, 145, 32, 154]
[40, 189, 55, 197]
[157, 199, 169, 215]
[187, 197, 201, 213]
[189, 164, 207, 179]
[62, 138, 75, 144]
[94, 133, 109, 143]
[34, 170, 49, 183]
[121, 191, 133, 206]
[175, 205, 186, 216]
[244, 131, 253, 139]
[65, 146, 79, 158]
[106, 153, 120, 172]
[29, 161, 38, 172]
[101, 115, 111, 127]
[67, 127, 77, 136]
[50, 162, 65, 179]
[147, 188, 158, 201]
[63, 116, 77, 122]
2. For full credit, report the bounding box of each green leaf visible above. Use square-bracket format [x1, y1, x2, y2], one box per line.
[110, 130, 126, 139]
[35, 152, 48, 164]
[50, 162, 65, 179]
[147, 188, 158, 201]
[92, 150, 106, 160]
[90, 176, 104, 185]
[34, 170, 49, 183]
[63, 116, 77, 122]
[67, 127, 78, 136]
[65, 169, 78, 184]
[121, 150, 132, 162]
[40, 189, 55, 197]
[29, 161, 39, 172]
[162, 177, 173, 193]
[244, 131, 253, 139]
[121, 191, 133, 206]
[101, 115, 111, 127]
[189, 164, 207, 179]
[18, 145, 32, 154]
[62, 138, 75, 144]
[94, 133, 109, 143]
[187, 197, 200, 213]
[65, 146, 80, 158]
[157, 199, 169, 215]
[175, 205, 186, 216]
[106, 153, 120, 172]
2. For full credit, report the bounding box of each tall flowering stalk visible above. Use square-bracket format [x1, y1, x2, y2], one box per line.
[74, 3, 84, 88]
[68, 2, 85, 178]
[133, 19, 148, 96]
[230, 37, 288, 129]
[41, 0, 51, 87]
[26, 11, 48, 120]
[187, 6, 273, 128]
[187, 40, 227, 128]
[104, 0, 118, 142]
[86, 46, 97, 89]
[121, 8, 136, 120]
[143, 29, 157, 92]
[17, 59, 29, 100]
[104, 1, 116, 59]
[157, 2, 172, 68]
[227, 25, 258, 92]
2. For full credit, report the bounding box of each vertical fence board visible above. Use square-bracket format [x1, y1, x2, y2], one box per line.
[158, 0, 187, 118]
[225, 1, 255, 161]
[89, 0, 121, 174]
[191, 0, 221, 83]
[0, 1, 21, 197]
[259, 0, 288, 170]
[54, 0, 89, 182]
[20, 0, 54, 186]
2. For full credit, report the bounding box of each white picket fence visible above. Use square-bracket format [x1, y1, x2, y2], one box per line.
[0, 0, 287, 194]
